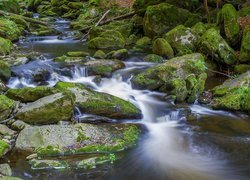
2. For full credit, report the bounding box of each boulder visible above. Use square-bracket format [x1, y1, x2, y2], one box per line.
[197, 28, 237, 65]
[0, 37, 12, 56]
[163, 25, 198, 56]
[0, 60, 11, 81]
[15, 123, 140, 156]
[0, 95, 15, 122]
[15, 92, 75, 125]
[239, 26, 250, 63]
[131, 53, 207, 102]
[211, 71, 250, 114]
[234, 64, 250, 74]
[152, 38, 174, 58]
[55, 82, 142, 119]
[66, 51, 90, 57]
[93, 50, 106, 59]
[6, 86, 60, 103]
[143, 3, 199, 38]
[143, 54, 164, 63]
[218, 4, 240, 45]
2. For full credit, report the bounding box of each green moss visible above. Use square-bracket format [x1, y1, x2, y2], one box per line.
[30, 159, 68, 169]
[0, 140, 9, 157]
[234, 64, 250, 74]
[144, 54, 164, 63]
[0, 95, 14, 121]
[0, 37, 12, 56]
[0, 18, 21, 41]
[239, 26, 250, 63]
[135, 36, 151, 48]
[36, 145, 62, 157]
[0, 60, 11, 81]
[6, 86, 59, 103]
[67, 51, 90, 57]
[152, 38, 174, 58]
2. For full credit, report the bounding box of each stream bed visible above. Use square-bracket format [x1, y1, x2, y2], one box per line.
[2, 19, 250, 180]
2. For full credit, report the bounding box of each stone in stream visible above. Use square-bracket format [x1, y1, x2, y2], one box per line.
[0, 164, 12, 176]
[93, 50, 106, 59]
[211, 71, 250, 114]
[55, 82, 142, 119]
[15, 123, 140, 157]
[6, 86, 60, 103]
[0, 95, 15, 122]
[0, 18, 21, 41]
[0, 79, 8, 92]
[152, 38, 174, 58]
[15, 92, 75, 125]
[197, 28, 237, 65]
[131, 53, 207, 103]
[66, 51, 90, 57]
[143, 54, 164, 63]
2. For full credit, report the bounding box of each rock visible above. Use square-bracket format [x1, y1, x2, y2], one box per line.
[66, 51, 90, 57]
[164, 25, 198, 56]
[0, 80, 7, 92]
[0, 140, 10, 158]
[131, 53, 207, 102]
[0, 125, 16, 136]
[239, 26, 250, 63]
[15, 92, 75, 125]
[55, 82, 142, 119]
[0, 37, 12, 56]
[85, 59, 125, 77]
[0, 18, 21, 41]
[218, 4, 240, 45]
[191, 22, 208, 37]
[197, 28, 237, 65]
[15, 123, 140, 156]
[211, 71, 250, 114]
[198, 91, 212, 104]
[0, 60, 11, 81]
[152, 38, 174, 58]
[143, 54, 164, 63]
[6, 86, 60, 103]
[88, 30, 125, 49]
[0, 164, 12, 176]
[54, 55, 86, 64]
[93, 50, 106, 59]
[110, 49, 128, 60]
[234, 64, 250, 74]
[9, 120, 30, 131]
[135, 36, 151, 48]
[0, 95, 15, 122]
[143, 3, 198, 38]
[29, 159, 68, 170]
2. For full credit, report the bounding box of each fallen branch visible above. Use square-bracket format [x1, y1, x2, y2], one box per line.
[0, 10, 49, 26]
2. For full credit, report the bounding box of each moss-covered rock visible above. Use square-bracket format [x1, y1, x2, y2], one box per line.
[0, 140, 10, 158]
[143, 3, 199, 38]
[110, 49, 128, 60]
[0, 18, 21, 41]
[15, 92, 75, 125]
[88, 30, 125, 49]
[135, 36, 151, 48]
[29, 159, 69, 170]
[163, 25, 198, 56]
[197, 28, 237, 65]
[0, 60, 11, 81]
[66, 51, 90, 57]
[234, 64, 250, 74]
[0, 0, 20, 14]
[131, 53, 207, 102]
[143, 54, 164, 63]
[217, 4, 240, 45]
[0, 95, 14, 121]
[0, 164, 12, 176]
[152, 38, 174, 58]
[55, 82, 141, 119]
[93, 50, 106, 59]
[15, 123, 140, 156]
[239, 26, 250, 63]
[54, 55, 86, 64]
[211, 71, 250, 114]
[0, 37, 12, 56]
[6, 86, 60, 103]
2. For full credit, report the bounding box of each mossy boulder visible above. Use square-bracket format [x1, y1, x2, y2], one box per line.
[0, 37, 12, 56]
[143, 3, 198, 38]
[135, 36, 151, 48]
[131, 53, 207, 102]
[6, 86, 60, 103]
[93, 50, 106, 59]
[54, 56, 86, 64]
[88, 30, 125, 49]
[197, 28, 237, 65]
[66, 51, 90, 57]
[109, 49, 128, 60]
[239, 26, 250, 63]
[55, 82, 142, 119]
[152, 38, 174, 58]
[15, 92, 75, 125]
[218, 4, 240, 46]
[85, 59, 125, 77]
[0, 140, 10, 158]
[0, 18, 21, 41]
[15, 123, 140, 156]
[0, 60, 11, 81]
[234, 64, 250, 74]
[143, 54, 164, 63]
[0, 95, 15, 121]
[211, 71, 250, 114]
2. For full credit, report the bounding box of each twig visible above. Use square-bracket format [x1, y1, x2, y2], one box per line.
[206, 68, 232, 78]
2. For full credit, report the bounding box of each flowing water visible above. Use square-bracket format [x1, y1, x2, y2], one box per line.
[3, 19, 250, 180]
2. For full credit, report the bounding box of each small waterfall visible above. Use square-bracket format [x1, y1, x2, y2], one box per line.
[71, 66, 88, 79]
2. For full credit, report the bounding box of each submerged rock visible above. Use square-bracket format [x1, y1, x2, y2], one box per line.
[6, 86, 60, 103]
[211, 71, 250, 114]
[93, 50, 106, 59]
[131, 53, 207, 102]
[197, 28, 237, 65]
[55, 82, 142, 119]
[66, 51, 90, 57]
[15, 123, 140, 156]
[15, 92, 75, 125]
